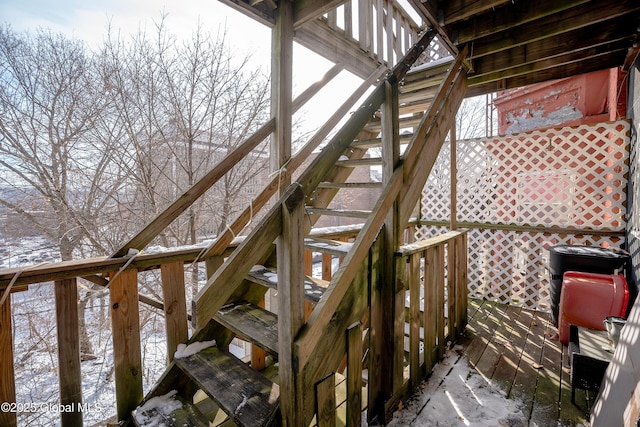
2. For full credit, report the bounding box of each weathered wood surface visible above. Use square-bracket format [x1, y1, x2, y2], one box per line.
[55, 278, 83, 427]
[160, 262, 189, 362]
[246, 268, 327, 303]
[174, 347, 280, 426]
[215, 302, 279, 357]
[132, 396, 210, 427]
[315, 374, 337, 427]
[109, 268, 143, 421]
[304, 237, 352, 257]
[0, 296, 16, 427]
[277, 180, 306, 426]
[346, 322, 363, 427]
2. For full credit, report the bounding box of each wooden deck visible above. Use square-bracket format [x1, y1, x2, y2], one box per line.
[390, 298, 595, 426]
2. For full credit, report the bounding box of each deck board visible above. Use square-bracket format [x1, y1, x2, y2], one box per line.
[466, 300, 590, 426]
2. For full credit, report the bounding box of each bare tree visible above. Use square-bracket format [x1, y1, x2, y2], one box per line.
[0, 26, 127, 260]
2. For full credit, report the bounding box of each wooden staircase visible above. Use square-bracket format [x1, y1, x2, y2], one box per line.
[131, 29, 468, 427]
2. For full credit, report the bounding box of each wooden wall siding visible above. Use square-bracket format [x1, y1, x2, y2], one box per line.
[417, 119, 630, 310]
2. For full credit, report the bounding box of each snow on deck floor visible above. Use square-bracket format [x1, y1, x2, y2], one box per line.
[387, 345, 527, 427]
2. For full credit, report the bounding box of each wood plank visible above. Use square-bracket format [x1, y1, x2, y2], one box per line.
[466, 1, 640, 60]
[529, 312, 561, 426]
[472, 303, 517, 381]
[423, 248, 437, 373]
[490, 305, 532, 394]
[315, 374, 337, 427]
[246, 268, 327, 303]
[215, 302, 279, 357]
[304, 238, 353, 257]
[453, 0, 590, 44]
[160, 262, 189, 362]
[174, 347, 280, 426]
[294, 0, 345, 28]
[54, 278, 83, 427]
[434, 245, 446, 360]
[509, 310, 548, 420]
[335, 157, 383, 167]
[317, 181, 383, 189]
[346, 322, 363, 427]
[109, 268, 143, 421]
[305, 207, 372, 219]
[277, 180, 306, 426]
[408, 253, 421, 388]
[0, 296, 16, 427]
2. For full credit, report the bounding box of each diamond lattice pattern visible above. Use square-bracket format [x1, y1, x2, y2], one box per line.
[417, 120, 630, 310]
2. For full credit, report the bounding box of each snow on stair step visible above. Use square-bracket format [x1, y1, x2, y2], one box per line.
[246, 267, 328, 302]
[304, 237, 353, 257]
[215, 302, 279, 358]
[174, 347, 280, 427]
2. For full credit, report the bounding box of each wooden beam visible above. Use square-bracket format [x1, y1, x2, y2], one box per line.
[315, 374, 337, 427]
[466, 1, 640, 60]
[346, 322, 363, 426]
[109, 268, 143, 421]
[55, 278, 83, 427]
[442, 0, 512, 25]
[294, 0, 346, 29]
[450, 123, 457, 230]
[160, 262, 189, 362]
[406, 0, 458, 56]
[470, 19, 636, 77]
[0, 296, 16, 427]
[271, 0, 294, 193]
[218, 0, 276, 27]
[453, 0, 591, 44]
[277, 183, 306, 425]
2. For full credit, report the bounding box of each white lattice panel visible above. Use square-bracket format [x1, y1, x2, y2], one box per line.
[419, 120, 630, 310]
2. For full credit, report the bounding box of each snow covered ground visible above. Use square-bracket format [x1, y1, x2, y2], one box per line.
[387, 345, 527, 427]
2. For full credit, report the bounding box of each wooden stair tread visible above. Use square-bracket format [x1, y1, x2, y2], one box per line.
[246, 267, 328, 303]
[133, 394, 210, 427]
[317, 181, 382, 189]
[215, 302, 279, 357]
[305, 207, 372, 219]
[174, 347, 280, 427]
[335, 157, 382, 167]
[304, 237, 353, 257]
[351, 133, 412, 148]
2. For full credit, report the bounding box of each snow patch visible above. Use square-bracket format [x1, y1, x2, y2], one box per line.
[133, 390, 182, 427]
[387, 349, 526, 426]
[174, 340, 217, 359]
[235, 394, 249, 415]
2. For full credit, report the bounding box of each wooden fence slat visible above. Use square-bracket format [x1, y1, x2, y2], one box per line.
[160, 262, 188, 362]
[55, 278, 83, 427]
[435, 245, 446, 359]
[409, 253, 421, 388]
[316, 374, 337, 427]
[424, 248, 437, 373]
[447, 240, 457, 339]
[0, 296, 16, 427]
[109, 268, 143, 421]
[346, 322, 363, 427]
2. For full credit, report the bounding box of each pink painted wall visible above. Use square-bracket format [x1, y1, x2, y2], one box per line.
[493, 68, 627, 135]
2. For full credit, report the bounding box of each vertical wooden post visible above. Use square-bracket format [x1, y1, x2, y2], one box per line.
[0, 295, 16, 427]
[346, 322, 363, 426]
[109, 268, 143, 421]
[271, 0, 293, 195]
[435, 246, 446, 359]
[424, 248, 437, 373]
[450, 125, 457, 230]
[409, 254, 421, 388]
[278, 186, 306, 426]
[160, 262, 188, 362]
[55, 278, 83, 426]
[315, 374, 336, 427]
[458, 233, 468, 329]
[447, 240, 458, 339]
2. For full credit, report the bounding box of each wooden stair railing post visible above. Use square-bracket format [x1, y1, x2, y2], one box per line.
[271, 0, 293, 195]
[0, 295, 17, 427]
[54, 278, 83, 426]
[160, 262, 189, 362]
[278, 184, 306, 425]
[109, 268, 143, 421]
